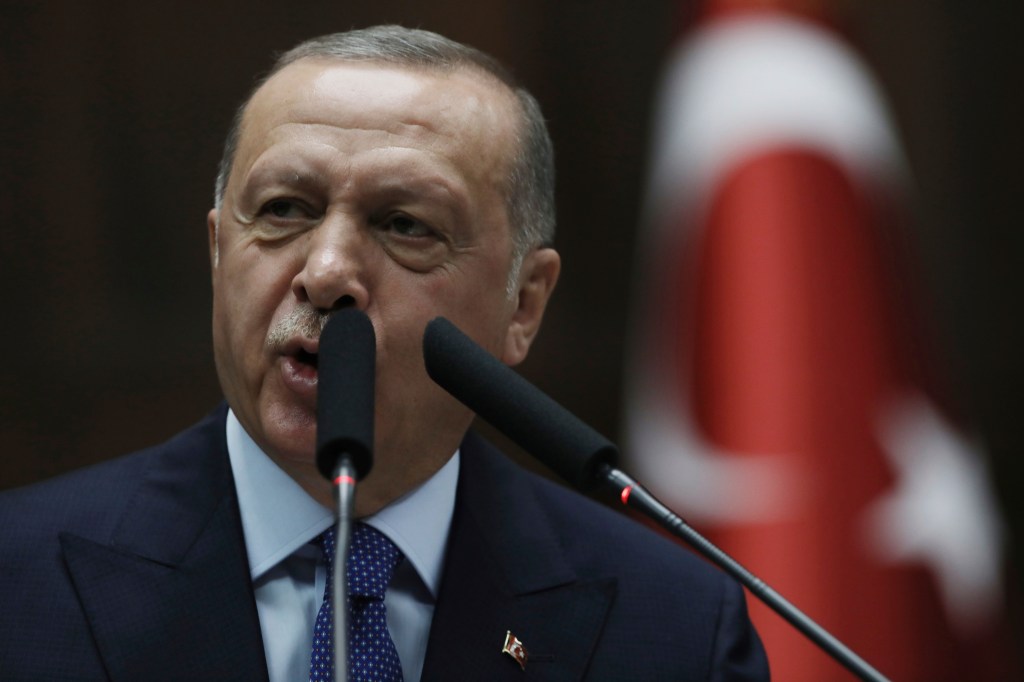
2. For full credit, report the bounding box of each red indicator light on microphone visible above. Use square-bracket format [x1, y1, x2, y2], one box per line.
[620, 486, 633, 505]
[334, 474, 356, 486]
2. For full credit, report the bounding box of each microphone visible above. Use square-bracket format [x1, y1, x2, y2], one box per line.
[316, 308, 376, 482]
[422, 316, 616, 490]
[316, 308, 377, 682]
[421, 316, 889, 682]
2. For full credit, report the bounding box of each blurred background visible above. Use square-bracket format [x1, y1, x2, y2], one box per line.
[1, 1, 1020, 679]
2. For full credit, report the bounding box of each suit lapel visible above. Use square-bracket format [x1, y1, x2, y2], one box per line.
[422, 434, 615, 681]
[60, 407, 268, 681]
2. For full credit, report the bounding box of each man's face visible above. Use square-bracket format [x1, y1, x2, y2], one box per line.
[208, 58, 558, 513]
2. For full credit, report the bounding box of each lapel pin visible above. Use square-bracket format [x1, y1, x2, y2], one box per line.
[502, 630, 528, 670]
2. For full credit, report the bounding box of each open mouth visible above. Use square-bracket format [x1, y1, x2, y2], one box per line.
[295, 348, 319, 370]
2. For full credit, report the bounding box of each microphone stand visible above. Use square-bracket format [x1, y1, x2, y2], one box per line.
[602, 466, 889, 682]
[316, 308, 377, 682]
[331, 458, 359, 682]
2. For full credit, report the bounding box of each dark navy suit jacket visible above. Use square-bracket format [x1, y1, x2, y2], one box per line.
[0, 405, 768, 680]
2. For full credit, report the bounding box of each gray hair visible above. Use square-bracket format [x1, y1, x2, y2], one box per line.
[213, 25, 555, 285]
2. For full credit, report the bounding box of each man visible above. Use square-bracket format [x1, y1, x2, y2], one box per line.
[0, 26, 768, 680]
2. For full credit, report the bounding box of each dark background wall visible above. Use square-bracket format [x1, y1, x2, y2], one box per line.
[2, 0, 1021, 633]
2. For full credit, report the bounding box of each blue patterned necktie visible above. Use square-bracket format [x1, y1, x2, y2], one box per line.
[310, 523, 405, 682]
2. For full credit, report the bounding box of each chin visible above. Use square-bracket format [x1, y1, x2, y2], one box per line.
[259, 404, 318, 466]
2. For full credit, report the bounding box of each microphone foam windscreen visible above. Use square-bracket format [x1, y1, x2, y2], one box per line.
[316, 308, 376, 481]
[422, 317, 616, 489]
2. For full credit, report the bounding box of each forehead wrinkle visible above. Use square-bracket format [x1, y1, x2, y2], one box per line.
[249, 118, 454, 168]
[272, 116, 462, 161]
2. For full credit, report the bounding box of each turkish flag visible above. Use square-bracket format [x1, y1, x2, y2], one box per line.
[624, 4, 1016, 680]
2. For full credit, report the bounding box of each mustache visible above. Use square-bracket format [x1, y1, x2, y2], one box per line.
[265, 304, 330, 350]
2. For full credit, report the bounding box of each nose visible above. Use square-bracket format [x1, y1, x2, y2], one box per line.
[291, 216, 371, 312]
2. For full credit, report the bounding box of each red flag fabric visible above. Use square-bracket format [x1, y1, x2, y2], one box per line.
[624, 4, 1015, 680]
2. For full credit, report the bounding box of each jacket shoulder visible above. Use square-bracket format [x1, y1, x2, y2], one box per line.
[0, 404, 229, 547]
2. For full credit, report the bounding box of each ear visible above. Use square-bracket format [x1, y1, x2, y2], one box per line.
[501, 247, 561, 366]
[207, 208, 219, 270]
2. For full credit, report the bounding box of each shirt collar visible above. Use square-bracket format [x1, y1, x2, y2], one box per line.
[362, 450, 458, 599]
[226, 409, 458, 598]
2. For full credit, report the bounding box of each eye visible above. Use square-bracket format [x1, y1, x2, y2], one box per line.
[382, 213, 434, 239]
[261, 199, 307, 220]
[373, 211, 449, 272]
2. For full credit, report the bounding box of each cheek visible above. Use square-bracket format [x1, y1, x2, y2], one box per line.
[211, 280, 256, 395]
[212, 255, 292, 364]
[425, 285, 514, 355]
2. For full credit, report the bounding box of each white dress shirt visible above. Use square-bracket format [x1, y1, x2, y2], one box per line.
[226, 409, 458, 682]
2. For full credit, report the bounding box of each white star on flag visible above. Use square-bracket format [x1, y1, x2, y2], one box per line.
[865, 394, 1005, 634]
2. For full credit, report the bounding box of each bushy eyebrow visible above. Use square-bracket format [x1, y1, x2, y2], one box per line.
[242, 165, 323, 194]
[371, 174, 463, 205]
[233, 141, 482, 231]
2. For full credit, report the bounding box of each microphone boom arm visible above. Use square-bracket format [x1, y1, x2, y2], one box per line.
[423, 316, 889, 682]
[602, 466, 888, 682]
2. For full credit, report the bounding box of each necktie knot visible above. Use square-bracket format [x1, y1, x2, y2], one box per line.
[347, 524, 403, 600]
[316, 524, 404, 600]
